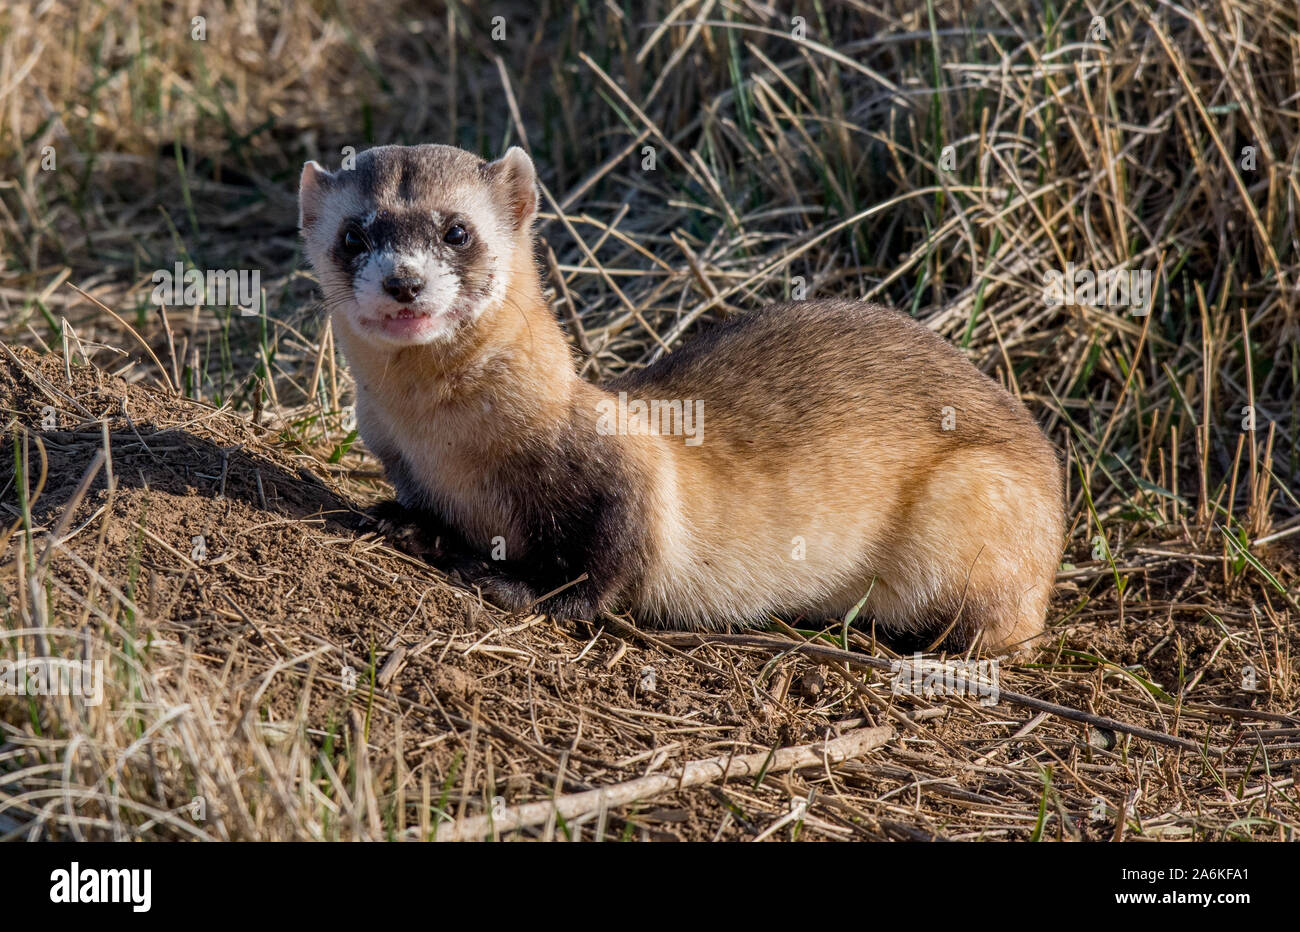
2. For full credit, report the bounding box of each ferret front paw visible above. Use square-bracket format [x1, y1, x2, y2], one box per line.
[368, 500, 454, 561]
[366, 499, 415, 533]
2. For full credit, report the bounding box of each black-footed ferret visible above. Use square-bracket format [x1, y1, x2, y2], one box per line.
[299, 144, 1064, 653]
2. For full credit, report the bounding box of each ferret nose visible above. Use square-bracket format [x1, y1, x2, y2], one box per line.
[382, 275, 424, 303]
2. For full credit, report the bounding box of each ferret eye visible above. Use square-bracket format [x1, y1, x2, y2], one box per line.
[444, 224, 470, 247]
[341, 227, 366, 256]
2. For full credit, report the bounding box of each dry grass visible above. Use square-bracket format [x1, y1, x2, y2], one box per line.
[0, 0, 1297, 841]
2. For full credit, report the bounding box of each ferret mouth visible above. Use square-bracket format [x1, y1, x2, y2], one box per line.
[360, 305, 446, 340]
[381, 306, 431, 322]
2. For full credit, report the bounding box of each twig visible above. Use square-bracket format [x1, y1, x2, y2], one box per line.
[435, 725, 892, 841]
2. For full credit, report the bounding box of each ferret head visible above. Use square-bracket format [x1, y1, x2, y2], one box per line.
[298, 144, 538, 347]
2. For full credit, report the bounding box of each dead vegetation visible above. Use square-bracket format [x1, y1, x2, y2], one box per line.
[0, 0, 1297, 840]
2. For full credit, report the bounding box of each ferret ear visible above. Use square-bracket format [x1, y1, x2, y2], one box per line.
[298, 161, 334, 231]
[485, 146, 538, 232]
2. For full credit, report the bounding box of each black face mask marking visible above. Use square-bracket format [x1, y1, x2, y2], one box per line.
[328, 210, 489, 292]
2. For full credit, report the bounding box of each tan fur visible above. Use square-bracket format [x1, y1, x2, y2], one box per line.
[335, 245, 580, 546]
[618, 303, 1063, 652]
[300, 144, 1064, 654]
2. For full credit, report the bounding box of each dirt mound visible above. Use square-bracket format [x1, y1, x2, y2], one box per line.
[1, 346, 1297, 841]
